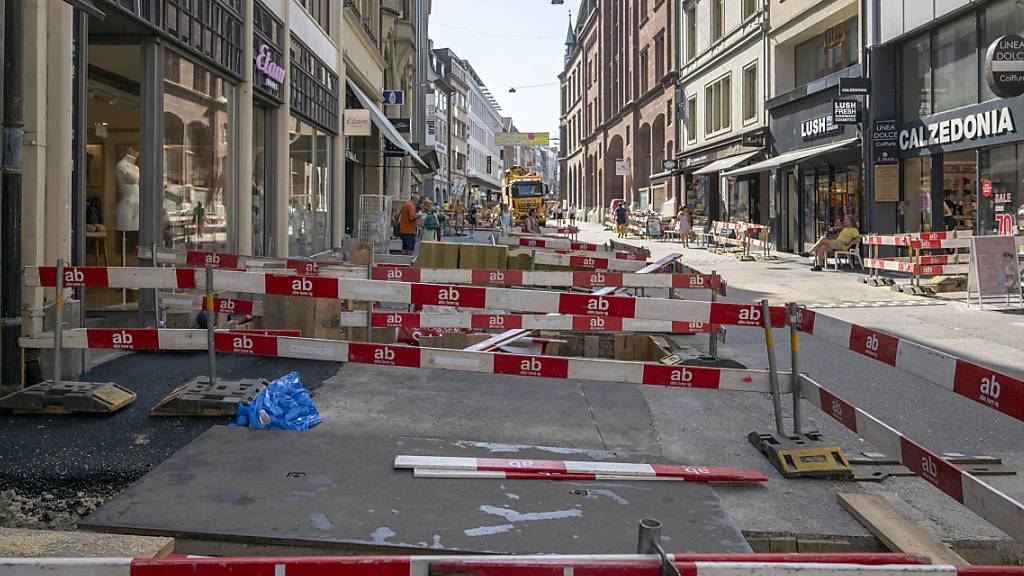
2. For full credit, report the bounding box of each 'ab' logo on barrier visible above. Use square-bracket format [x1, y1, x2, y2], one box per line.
[386, 268, 405, 281]
[980, 375, 1002, 407]
[291, 277, 314, 296]
[65, 268, 86, 285]
[112, 331, 134, 349]
[489, 315, 505, 327]
[386, 314, 404, 326]
[374, 347, 396, 363]
[587, 297, 610, 313]
[233, 335, 255, 352]
[737, 306, 761, 325]
[218, 299, 236, 313]
[689, 275, 706, 287]
[865, 334, 880, 354]
[590, 273, 606, 286]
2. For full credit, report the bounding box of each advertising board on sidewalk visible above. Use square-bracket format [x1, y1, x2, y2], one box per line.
[966, 235, 1023, 308]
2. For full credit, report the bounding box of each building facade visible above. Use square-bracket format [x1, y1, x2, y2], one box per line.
[466, 64, 505, 204]
[674, 0, 769, 226]
[560, 0, 677, 222]
[424, 45, 454, 202]
[866, 0, 1024, 240]
[434, 49, 470, 202]
[12, 0, 434, 361]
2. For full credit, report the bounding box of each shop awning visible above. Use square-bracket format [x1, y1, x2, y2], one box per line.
[693, 151, 760, 176]
[346, 79, 430, 171]
[722, 138, 859, 178]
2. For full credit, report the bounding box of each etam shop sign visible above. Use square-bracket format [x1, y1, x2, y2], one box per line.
[899, 106, 1016, 152]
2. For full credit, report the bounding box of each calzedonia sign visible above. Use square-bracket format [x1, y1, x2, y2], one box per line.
[898, 106, 1016, 151]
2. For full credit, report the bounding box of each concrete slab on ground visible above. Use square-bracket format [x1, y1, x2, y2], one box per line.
[82, 426, 751, 555]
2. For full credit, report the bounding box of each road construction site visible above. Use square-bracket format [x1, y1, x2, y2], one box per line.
[2, 223, 1023, 567]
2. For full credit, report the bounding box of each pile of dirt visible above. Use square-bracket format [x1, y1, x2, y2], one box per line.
[0, 488, 116, 530]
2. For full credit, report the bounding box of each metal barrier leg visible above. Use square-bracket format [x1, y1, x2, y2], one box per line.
[53, 259, 65, 386]
[366, 253, 374, 343]
[206, 265, 217, 385]
[789, 302, 803, 436]
[637, 518, 681, 576]
[761, 298, 786, 436]
[708, 271, 718, 358]
[152, 243, 161, 328]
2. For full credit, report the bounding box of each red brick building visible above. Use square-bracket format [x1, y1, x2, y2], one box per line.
[559, 0, 677, 222]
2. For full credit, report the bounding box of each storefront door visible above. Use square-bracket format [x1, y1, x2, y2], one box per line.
[252, 105, 275, 256]
[979, 144, 1022, 236]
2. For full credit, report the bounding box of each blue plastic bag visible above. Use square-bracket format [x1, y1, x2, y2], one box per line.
[233, 372, 322, 430]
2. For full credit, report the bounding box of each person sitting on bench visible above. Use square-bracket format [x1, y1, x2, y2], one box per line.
[802, 215, 859, 271]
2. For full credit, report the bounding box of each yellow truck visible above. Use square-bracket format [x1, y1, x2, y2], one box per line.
[501, 166, 547, 225]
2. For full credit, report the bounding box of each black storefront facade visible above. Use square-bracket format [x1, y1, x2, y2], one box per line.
[673, 130, 766, 228]
[867, 0, 1024, 240]
[726, 70, 864, 253]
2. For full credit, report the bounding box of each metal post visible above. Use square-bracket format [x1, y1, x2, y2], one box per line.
[53, 259, 65, 385]
[761, 298, 786, 436]
[788, 302, 803, 436]
[708, 270, 718, 358]
[152, 243, 160, 327]
[636, 518, 662, 554]
[205, 265, 216, 385]
[636, 518, 680, 576]
[530, 249, 536, 271]
[365, 252, 374, 343]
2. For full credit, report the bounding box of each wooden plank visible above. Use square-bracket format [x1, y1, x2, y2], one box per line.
[0, 527, 173, 558]
[836, 493, 967, 565]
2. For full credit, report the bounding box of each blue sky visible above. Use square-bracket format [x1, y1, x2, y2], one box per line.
[429, 0, 582, 139]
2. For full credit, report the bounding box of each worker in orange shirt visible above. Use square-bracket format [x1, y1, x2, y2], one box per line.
[398, 194, 420, 255]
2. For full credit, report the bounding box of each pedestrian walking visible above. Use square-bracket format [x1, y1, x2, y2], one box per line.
[675, 206, 691, 248]
[419, 199, 442, 243]
[525, 208, 541, 234]
[499, 204, 512, 233]
[615, 203, 628, 238]
[568, 205, 577, 225]
[192, 201, 206, 239]
[398, 194, 420, 255]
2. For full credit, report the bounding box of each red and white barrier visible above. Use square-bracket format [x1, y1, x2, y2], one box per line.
[368, 267, 722, 290]
[863, 231, 975, 250]
[532, 250, 650, 271]
[504, 236, 646, 260]
[25, 267, 781, 328]
[2, 554, 969, 576]
[801, 374, 1024, 543]
[159, 293, 263, 317]
[796, 308, 1023, 424]
[19, 328, 789, 394]
[342, 311, 720, 334]
[395, 455, 766, 482]
[862, 259, 970, 276]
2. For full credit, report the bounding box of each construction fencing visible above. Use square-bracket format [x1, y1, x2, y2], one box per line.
[3, 554, 1023, 576]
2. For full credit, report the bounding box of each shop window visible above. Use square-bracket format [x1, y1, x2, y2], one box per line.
[932, 14, 978, 114]
[297, 0, 330, 35]
[163, 51, 236, 252]
[288, 115, 330, 257]
[795, 18, 858, 87]
[704, 74, 730, 136]
[711, 0, 724, 42]
[686, 96, 697, 143]
[290, 36, 339, 135]
[979, 144, 1020, 236]
[742, 62, 757, 123]
[900, 33, 931, 120]
[903, 157, 934, 233]
[686, 6, 697, 62]
[982, 0, 1024, 101]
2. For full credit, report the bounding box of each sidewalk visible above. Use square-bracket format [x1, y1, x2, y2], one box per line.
[570, 221, 1024, 382]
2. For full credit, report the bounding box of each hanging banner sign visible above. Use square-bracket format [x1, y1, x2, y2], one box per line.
[832, 99, 860, 124]
[344, 110, 372, 136]
[872, 120, 899, 165]
[985, 34, 1024, 98]
[495, 132, 551, 146]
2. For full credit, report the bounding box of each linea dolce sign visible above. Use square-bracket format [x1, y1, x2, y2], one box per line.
[986, 34, 1024, 98]
[898, 106, 1016, 151]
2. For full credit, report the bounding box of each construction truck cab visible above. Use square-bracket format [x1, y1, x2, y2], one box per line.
[502, 166, 547, 226]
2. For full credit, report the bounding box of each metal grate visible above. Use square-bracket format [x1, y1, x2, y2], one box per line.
[357, 195, 393, 252]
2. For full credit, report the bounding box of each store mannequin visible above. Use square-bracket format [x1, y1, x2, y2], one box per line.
[115, 148, 140, 231]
